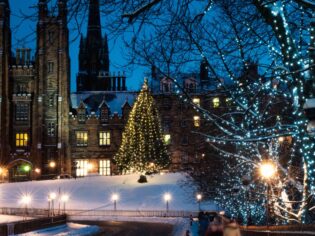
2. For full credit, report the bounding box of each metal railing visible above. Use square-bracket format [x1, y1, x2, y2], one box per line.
[0, 207, 203, 218]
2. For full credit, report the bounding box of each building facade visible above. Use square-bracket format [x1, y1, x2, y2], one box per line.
[0, 0, 219, 180]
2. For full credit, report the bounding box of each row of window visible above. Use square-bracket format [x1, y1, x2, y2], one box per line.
[164, 134, 189, 146]
[192, 97, 231, 108]
[76, 131, 111, 147]
[76, 159, 111, 176]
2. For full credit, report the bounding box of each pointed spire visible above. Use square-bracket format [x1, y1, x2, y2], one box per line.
[87, 0, 102, 45]
[38, 0, 48, 20]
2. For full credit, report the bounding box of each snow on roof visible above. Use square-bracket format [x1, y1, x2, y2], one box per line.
[0, 173, 216, 211]
[71, 91, 138, 115]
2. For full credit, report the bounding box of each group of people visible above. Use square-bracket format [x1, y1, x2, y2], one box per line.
[198, 212, 241, 236]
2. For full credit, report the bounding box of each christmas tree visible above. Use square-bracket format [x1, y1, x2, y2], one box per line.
[114, 79, 170, 174]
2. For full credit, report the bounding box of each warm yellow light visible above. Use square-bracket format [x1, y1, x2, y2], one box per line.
[61, 194, 69, 202]
[49, 192, 57, 200]
[49, 161, 56, 168]
[193, 98, 200, 106]
[278, 137, 284, 142]
[213, 97, 220, 108]
[164, 193, 171, 202]
[164, 134, 171, 144]
[260, 161, 276, 179]
[35, 168, 41, 174]
[196, 194, 202, 201]
[112, 193, 119, 201]
[0, 168, 3, 175]
[87, 163, 93, 170]
[193, 116, 200, 127]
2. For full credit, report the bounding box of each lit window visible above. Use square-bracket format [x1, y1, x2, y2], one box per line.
[76, 160, 88, 177]
[76, 131, 88, 147]
[193, 98, 200, 106]
[99, 131, 110, 146]
[99, 160, 111, 176]
[164, 134, 171, 145]
[193, 116, 200, 127]
[16, 133, 28, 147]
[213, 97, 220, 108]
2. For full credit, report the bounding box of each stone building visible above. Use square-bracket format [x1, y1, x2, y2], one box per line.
[0, 0, 220, 180]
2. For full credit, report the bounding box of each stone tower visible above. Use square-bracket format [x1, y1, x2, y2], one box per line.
[33, 0, 70, 175]
[0, 0, 11, 165]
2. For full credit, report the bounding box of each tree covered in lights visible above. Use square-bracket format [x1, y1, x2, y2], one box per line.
[114, 79, 170, 174]
[106, 0, 314, 223]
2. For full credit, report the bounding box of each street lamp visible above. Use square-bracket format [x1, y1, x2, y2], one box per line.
[164, 193, 171, 212]
[259, 160, 276, 231]
[21, 194, 32, 220]
[111, 193, 119, 211]
[61, 194, 69, 214]
[196, 193, 202, 211]
[49, 161, 56, 169]
[49, 192, 57, 216]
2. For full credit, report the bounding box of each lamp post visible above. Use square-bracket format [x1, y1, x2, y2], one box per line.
[164, 193, 171, 212]
[61, 194, 69, 214]
[111, 194, 119, 211]
[196, 193, 202, 211]
[49, 192, 57, 216]
[21, 194, 32, 220]
[259, 161, 276, 232]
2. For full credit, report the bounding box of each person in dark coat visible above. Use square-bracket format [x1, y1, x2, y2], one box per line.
[205, 215, 223, 236]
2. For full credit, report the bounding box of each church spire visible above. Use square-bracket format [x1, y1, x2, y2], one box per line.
[87, 0, 102, 46]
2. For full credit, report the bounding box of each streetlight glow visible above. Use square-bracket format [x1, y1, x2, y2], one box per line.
[260, 161, 276, 179]
[49, 161, 56, 168]
[196, 194, 202, 201]
[61, 194, 69, 202]
[164, 193, 171, 202]
[111, 193, 119, 201]
[35, 168, 41, 174]
[49, 192, 57, 200]
[21, 194, 32, 205]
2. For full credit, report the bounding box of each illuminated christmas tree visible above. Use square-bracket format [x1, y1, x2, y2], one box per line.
[114, 79, 170, 174]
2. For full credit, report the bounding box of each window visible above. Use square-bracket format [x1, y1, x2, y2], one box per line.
[15, 103, 29, 121]
[193, 116, 200, 127]
[48, 122, 56, 137]
[99, 160, 111, 176]
[181, 136, 188, 145]
[16, 133, 28, 147]
[76, 131, 88, 146]
[48, 62, 54, 73]
[100, 108, 109, 122]
[193, 98, 200, 106]
[48, 31, 54, 44]
[164, 134, 171, 145]
[76, 160, 88, 177]
[180, 120, 187, 127]
[99, 131, 110, 146]
[213, 97, 220, 108]
[78, 111, 86, 123]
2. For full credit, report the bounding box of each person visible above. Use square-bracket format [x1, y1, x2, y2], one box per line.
[205, 215, 223, 236]
[223, 219, 241, 236]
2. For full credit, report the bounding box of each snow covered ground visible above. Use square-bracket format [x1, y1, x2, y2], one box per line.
[0, 173, 216, 211]
[17, 223, 101, 236]
[0, 214, 33, 223]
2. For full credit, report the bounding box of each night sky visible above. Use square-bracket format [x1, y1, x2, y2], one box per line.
[10, 0, 146, 92]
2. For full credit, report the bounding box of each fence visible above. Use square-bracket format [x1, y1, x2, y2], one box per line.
[241, 225, 315, 236]
[0, 207, 202, 218]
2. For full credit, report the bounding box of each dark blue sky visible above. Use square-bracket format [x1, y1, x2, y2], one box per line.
[10, 0, 146, 92]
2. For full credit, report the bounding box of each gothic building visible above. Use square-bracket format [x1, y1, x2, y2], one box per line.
[0, 0, 214, 181]
[0, 0, 71, 181]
